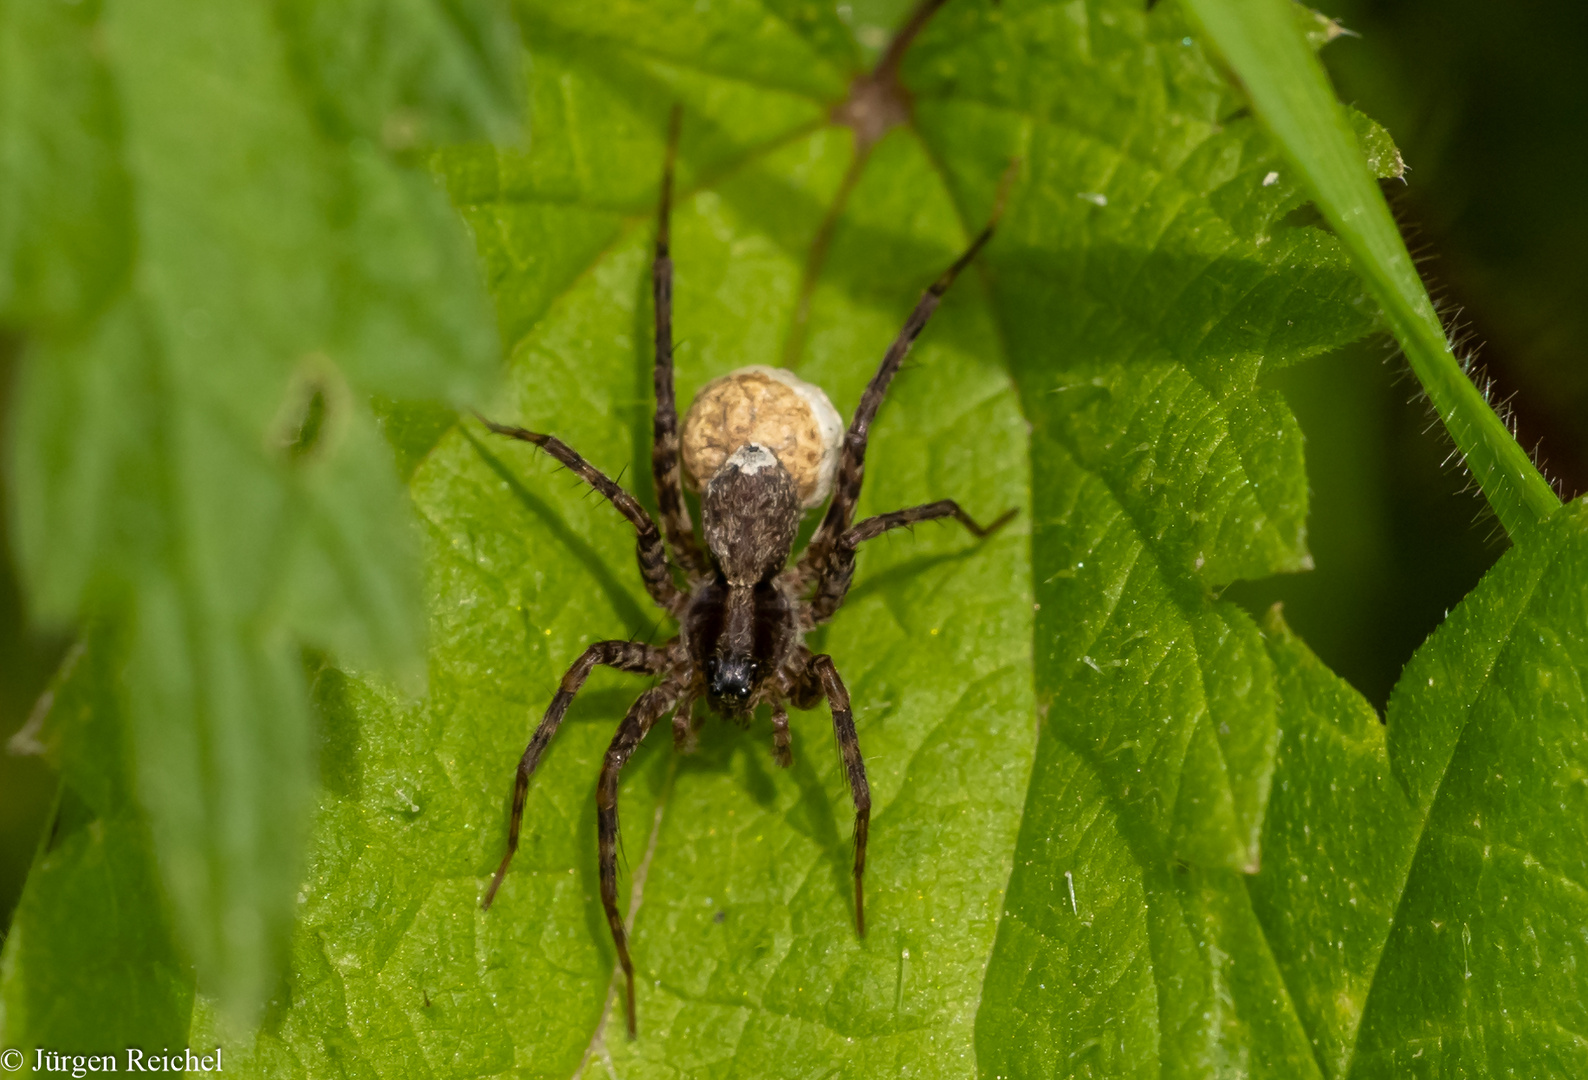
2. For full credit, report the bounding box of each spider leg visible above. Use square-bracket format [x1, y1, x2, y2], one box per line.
[771, 700, 792, 768]
[599, 683, 681, 1037]
[482, 640, 675, 910]
[803, 500, 1017, 627]
[477, 418, 685, 614]
[670, 691, 699, 753]
[651, 107, 711, 580]
[791, 213, 1001, 591]
[810, 653, 870, 937]
[782, 645, 824, 711]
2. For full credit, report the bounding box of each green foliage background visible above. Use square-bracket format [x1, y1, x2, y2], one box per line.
[1, 0, 1584, 1077]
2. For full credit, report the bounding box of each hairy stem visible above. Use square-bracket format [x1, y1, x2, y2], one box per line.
[1184, 0, 1562, 537]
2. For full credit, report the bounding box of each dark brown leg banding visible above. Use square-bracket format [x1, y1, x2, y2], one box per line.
[651, 106, 710, 579]
[811, 654, 870, 936]
[477, 418, 685, 614]
[771, 701, 792, 768]
[483, 640, 672, 910]
[804, 500, 1017, 627]
[598, 684, 678, 1037]
[792, 205, 1005, 591]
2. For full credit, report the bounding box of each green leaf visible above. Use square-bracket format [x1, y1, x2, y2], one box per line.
[954, 0, 1396, 1058]
[23, 0, 1380, 1065]
[970, 4, 1582, 1072]
[1, 0, 511, 1021]
[1240, 610, 1418, 1077]
[0, 633, 192, 1054]
[0, 0, 132, 328]
[181, 0, 1386, 1072]
[980, 496, 1588, 1078]
[187, 5, 1035, 1074]
[1349, 502, 1588, 1074]
[916, 0, 1392, 877]
[12, 2, 1581, 1075]
[273, 0, 523, 149]
[1182, 0, 1561, 537]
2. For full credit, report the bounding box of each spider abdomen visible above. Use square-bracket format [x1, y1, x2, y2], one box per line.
[681, 366, 843, 509]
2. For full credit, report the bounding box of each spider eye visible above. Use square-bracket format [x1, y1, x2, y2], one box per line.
[708, 656, 758, 704]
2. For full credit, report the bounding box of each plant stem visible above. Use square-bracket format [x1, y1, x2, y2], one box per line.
[1184, 0, 1562, 538]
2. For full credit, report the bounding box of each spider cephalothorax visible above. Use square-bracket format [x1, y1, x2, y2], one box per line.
[476, 109, 1013, 1037]
[691, 444, 802, 716]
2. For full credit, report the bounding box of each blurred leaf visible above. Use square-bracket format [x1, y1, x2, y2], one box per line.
[0, 633, 192, 1054]
[274, 0, 523, 149]
[0, 0, 132, 328]
[1, 0, 510, 1021]
[1183, 0, 1561, 537]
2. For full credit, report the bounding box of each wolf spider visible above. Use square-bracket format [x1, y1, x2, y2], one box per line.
[478, 113, 1013, 1036]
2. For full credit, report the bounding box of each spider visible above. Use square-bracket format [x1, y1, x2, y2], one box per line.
[477, 111, 1014, 1036]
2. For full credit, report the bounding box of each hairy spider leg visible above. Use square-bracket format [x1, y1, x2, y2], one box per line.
[481, 640, 674, 910]
[771, 701, 793, 768]
[810, 653, 870, 936]
[804, 500, 1018, 627]
[794, 217, 1001, 590]
[598, 683, 683, 1037]
[477, 419, 685, 615]
[651, 106, 709, 578]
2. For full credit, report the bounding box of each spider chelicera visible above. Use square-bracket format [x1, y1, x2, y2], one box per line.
[477, 111, 1014, 1036]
